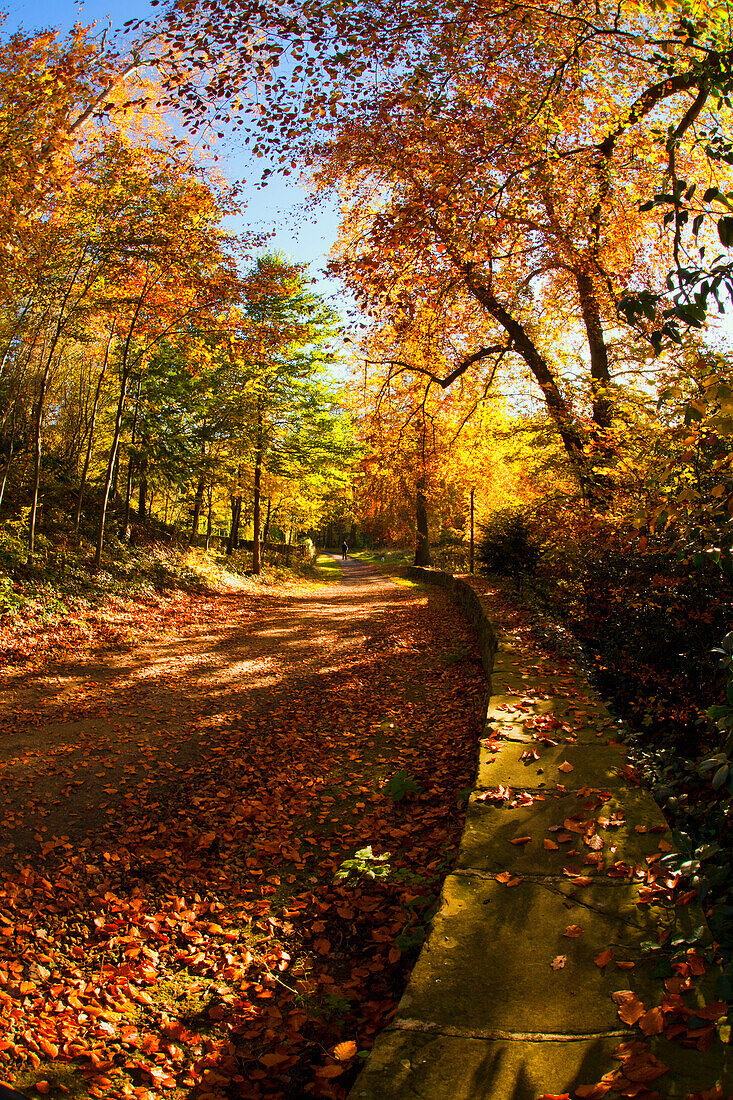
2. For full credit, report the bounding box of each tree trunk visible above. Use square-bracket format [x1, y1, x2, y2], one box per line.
[123, 380, 141, 537]
[123, 454, 135, 536]
[205, 489, 213, 551]
[138, 454, 148, 520]
[415, 473, 432, 566]
[0, 398, 18, 512]
[74, 340, 111, 540]
[28, 373, 50, 560]
[575, 269, 613, 431]
[261, 496, 272, 556]
[252, 453, 262, 575]
[94, 369, 132, 570]
[464, 273, 596, 491]
[189, 465, 205, 546]
[226, 495, 241, 556]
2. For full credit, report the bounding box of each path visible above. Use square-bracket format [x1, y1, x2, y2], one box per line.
[351, 577, 732, 1100]
[0, 559, 487, 1100]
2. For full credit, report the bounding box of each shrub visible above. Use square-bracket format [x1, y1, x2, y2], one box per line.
[478, 508, 540, 588]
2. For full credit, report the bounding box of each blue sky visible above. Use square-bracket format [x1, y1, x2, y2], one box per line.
[3, 0, 347, 313]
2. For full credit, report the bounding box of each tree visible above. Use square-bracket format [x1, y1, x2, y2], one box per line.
[222, 255, 341, 573]
[86, 139, 239, 568]
[155, 0, 733, 500]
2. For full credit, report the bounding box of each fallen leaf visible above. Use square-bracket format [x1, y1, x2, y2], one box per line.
[551, 954, 567, 970]
[333, 1041, 358, 1061]
[315, 1064, 346, 1078]
[562, 924, 584, 938]
[594, 948, 614, 968]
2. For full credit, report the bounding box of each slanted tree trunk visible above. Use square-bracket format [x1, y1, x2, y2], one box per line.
[575, 269, 613, 432]
[415, 473, 432, 566]
[74, 334, 112, 541]
[94, 369, 132, 570]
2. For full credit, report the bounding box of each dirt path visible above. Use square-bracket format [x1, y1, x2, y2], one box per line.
[0, 560, 487, 1100]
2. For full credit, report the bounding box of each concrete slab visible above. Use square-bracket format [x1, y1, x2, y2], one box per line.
[395, 874, 714, 1035]
[459, 788, 671, 879]
[477, 737, 629, 790]
[349, 1028, 731, 1099]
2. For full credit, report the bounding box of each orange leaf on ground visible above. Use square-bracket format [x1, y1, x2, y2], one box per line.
[562, 925, 584, 938]
[550, 955, 567, 970]
[510, 836, 532, 845]
[259, 1053, 291, 1067]
[558, 761, 574, 773]
[616, 997, 646, 1026]
[495, 871, 523, 886]
[315, 1064, 345, 1078]
[638, 1006, 664, 1036]
[594, 948, 614, 968]
[621, 1053, 669, 1083]
[333, 1041, 358, 1061]
[544, 838, 559, 850]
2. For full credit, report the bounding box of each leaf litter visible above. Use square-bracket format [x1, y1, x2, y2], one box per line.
[0, 570, 486, 1099]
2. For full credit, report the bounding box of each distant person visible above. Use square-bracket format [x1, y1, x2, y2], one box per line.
[342, 540, 348, 560]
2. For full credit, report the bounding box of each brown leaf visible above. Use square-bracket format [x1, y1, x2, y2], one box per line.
[594, 948, 614, 968]
[315, 1064, 346, 1078]
[550, 954, 567, 970]
[638, 1006, 664, 1036]
[612, 990, 645, 1026]
[558, 761, 574, 773]
[562, 924, 584, 938]
[510, 835, 532, 845]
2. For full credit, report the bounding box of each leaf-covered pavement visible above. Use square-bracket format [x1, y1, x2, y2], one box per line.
[0, 562, 486, 1100]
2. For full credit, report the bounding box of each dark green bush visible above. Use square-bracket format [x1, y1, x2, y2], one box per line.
[478, 508, 540, 588]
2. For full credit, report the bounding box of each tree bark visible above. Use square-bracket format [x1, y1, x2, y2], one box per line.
[575, 269, 613, 430]
[415, 473, 432, 566]
[261, 495, 272, 556]
[226, 494, 242, 555]
[74, 334, 112, 540]
[94, 369, 132, 570]
[0, 398, 18, 512]
[189, 468, 203, 545]
[205, 489, 213, 551]
[252, 453, 262, 574]
[138, 452, 148, 520]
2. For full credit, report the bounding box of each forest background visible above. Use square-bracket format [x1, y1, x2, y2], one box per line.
[2, 0, 733, 966]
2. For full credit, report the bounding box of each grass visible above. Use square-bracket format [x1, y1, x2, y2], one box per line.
[312, 552, 343, 582]
[350, 549, 411, 565]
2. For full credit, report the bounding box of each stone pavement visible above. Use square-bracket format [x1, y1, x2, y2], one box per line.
[349, 577, 731, 1099]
